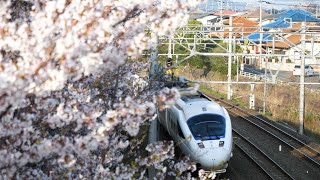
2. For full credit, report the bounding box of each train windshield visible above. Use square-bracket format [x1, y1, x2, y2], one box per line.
[187, 114, 226, 141]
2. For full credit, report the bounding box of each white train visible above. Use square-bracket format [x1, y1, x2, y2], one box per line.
[157, 88, 233, 174]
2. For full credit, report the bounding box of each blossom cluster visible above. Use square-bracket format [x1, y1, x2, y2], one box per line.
[0, 0, 202, 178]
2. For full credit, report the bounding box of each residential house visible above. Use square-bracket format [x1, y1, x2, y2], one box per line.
[213, 9, 236, 17]
[236, 9, 320, 70]
[264, 34, 320, 65]
[261, 14, 283, 26]
[263, 9, 319, 29]
[240, 33, 274, 65]
[224, 16, 259, 38]
[243, 9, 270, 22]
[208, 16, 258, 39]
[196, 15, 219, 25]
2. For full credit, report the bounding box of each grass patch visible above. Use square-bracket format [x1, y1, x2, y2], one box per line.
[199, 85, 227, 99]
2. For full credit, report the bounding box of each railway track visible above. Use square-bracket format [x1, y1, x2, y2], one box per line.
[233, 129, 293, 180]
[204, 94, 320, 180]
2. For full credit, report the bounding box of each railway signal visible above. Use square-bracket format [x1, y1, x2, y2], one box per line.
[165, 58, 173, 77]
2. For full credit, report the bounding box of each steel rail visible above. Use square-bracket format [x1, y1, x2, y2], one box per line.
[220, 94, 320, 156]
[233, 143, 275, 179]
[233, 129, 294, 180]
[205, 94, 320, 168]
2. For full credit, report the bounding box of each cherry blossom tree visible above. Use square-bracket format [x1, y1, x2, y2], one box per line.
[0, 0, 201, 178]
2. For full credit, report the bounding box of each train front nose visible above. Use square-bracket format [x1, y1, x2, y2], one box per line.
[197, 150, 229, 170]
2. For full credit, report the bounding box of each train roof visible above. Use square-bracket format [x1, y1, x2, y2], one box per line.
[176, 89, 226, 119]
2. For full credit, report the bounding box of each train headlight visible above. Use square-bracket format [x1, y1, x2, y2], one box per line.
[219, 141, 224, 147]
[197, 142, 205, 149]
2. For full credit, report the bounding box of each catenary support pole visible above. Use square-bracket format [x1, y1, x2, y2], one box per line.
[263, 49, 268, 114]
[168, 36, 172, 59]
[259, 0, 263, 70]
[149, 33, 159, 81]
[260, 0, 267, 114]
[299, 22, 306, 135]
[234, 36, 238, 83]
[220, 0, 223, 24]
[227, 16, 233, 100]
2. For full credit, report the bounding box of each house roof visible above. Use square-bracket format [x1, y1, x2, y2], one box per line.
[281, 22, 318, 33]
[244, 9, 270, 19]
[281, 9, 313, 16]
[231, 12, 247, 17]
[263, 20, 291, 28]
[263, 9, 319, 28]
[261, 14, 282, 21]
[209, 27, 258, 39]
[197, 15, 218, 21]
[209, 17, 258, 38]
[244, 33, 274, 43]
[213, 9, 236, 16]
[285, 12, 319, 22]
[265, 34, 302, 49]
[263, 16, 319, 29]
[224, 17, 258, 26]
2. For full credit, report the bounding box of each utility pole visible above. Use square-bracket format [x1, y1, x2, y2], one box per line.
[149, 33, 159, 81]
[168, 36, 172, 59]
[299, 22, 306, 135]
[260, 1, 267, 114]
[259, 0, 263, 70]
[227, 16, 233, 100]
[263, 44, 268, 114]
[233, 36, 238, 83]
[220, 0, 223, 24]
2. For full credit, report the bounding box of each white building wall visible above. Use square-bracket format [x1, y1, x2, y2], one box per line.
[284, 42, 320, 64]
[240, 36, 320, 71]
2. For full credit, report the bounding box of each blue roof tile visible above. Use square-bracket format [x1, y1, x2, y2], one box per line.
[263, 9, 319, 28]
[281, 9, 313, 16]
[240, 33, 274, 43]
[263, 20, 290, 28]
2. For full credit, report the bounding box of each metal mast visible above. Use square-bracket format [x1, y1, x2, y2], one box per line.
[149, 33, 159, 81]
[259, 0, 263, 71]
[299, 22, 306, 135]
[227, 16, 233, 100]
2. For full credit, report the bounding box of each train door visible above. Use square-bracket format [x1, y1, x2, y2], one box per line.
[164, 109, 179, 141]
[177, 120, 193, 157]
[157, 108, 172, 138]
[165, 109, 172, 137]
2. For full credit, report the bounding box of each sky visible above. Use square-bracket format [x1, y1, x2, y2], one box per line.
[200, 0, 320, 11]
[234, 0, 320, 6]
